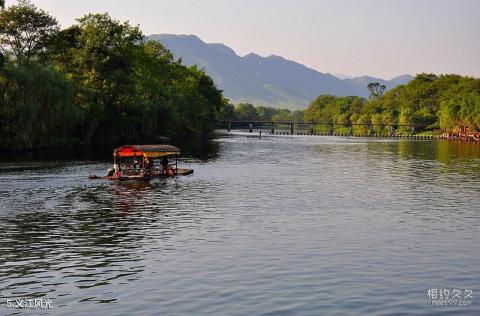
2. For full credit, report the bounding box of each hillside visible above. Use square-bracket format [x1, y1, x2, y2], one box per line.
[149, 34, 413, 108]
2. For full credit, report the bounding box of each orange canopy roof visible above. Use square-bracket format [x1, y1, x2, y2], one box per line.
[114, 145, 180, 157]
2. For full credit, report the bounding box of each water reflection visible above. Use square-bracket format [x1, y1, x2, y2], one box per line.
[0, 135, 479, 316]
[0, 175, 216, 308]
[0, 136, 221, 164]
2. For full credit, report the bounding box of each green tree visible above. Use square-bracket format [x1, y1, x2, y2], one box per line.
[255, 106, 277, 121]
[356, 114, 371, 134]
[370, 113, 383, 133]
[367, 82, 386, 99]
[304, 94, 337, 123]
[0, 59, 77, 149]
[220, 103, 237, 121]
[0, 2, 226, 150]
[439, 93, 480, 132]
[0, 0, 4, 69]
[54, 13, 144, 141]
[0, 0, 59, 59]
[271, 109, 293, 122]
[292, 110, 304, 123]
[235, 103, 258, 120]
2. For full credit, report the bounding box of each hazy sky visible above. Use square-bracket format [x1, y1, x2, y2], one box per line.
[15, 0, 480, 78]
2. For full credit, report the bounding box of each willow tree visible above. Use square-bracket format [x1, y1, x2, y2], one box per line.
[0, 60, 77, 149]
[0, 0, 3, 65]
[0, 0, 77, 150]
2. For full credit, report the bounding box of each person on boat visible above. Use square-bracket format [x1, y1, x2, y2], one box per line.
[133, 157, 140, 170]
[161, 157, 169, 175]
[113, 154, 120, 173]
[144, 157, 153, 169]
[144, 157, 153, 175]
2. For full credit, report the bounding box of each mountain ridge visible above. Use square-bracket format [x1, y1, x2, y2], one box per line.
[149, 34, 413, 108]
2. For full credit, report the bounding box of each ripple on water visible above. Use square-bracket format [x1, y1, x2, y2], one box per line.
[0, 136, 479, 315]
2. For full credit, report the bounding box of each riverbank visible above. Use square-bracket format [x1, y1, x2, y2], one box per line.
[439, 131, 480, 142]
[241, 130, 480, 142]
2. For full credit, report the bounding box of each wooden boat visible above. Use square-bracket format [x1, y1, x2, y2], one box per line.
[89, 144, 193, 180]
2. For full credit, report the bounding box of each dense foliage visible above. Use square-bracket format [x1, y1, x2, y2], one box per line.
[0, 1, 226, 150]
[221, 103, 304, 123]
[304, 74, 480, 134]
[1, 1, 478, 150]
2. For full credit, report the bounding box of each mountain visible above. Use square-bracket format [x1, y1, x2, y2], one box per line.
[149, 34, 413, 109]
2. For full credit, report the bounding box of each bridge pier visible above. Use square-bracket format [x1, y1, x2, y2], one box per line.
[221, 121, 429, 139]
[328, 123, 334, 136]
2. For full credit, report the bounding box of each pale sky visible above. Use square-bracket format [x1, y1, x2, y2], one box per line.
[11, 0, 480, 78]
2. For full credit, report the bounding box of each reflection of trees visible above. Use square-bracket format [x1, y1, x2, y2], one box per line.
[435, 140, 480, 163]
[172, 137, 220, 161]
[0, 178, 210, 303]
[0, 136, 221, 164]
[334, 140, 480, 191]
[0, 145, 113, 164]
[395, 140, 480, 175]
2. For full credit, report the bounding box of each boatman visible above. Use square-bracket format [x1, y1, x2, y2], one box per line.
[161, 157, 169, 175]
[144, 157, 153, 175]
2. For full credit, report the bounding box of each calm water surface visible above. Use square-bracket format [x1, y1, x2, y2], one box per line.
[1, 133, 479, 315]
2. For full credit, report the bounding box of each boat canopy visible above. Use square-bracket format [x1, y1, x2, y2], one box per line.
[114, 145, 180, 158]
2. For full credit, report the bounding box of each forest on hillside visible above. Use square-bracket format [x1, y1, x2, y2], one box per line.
[0, 0, 226, 150]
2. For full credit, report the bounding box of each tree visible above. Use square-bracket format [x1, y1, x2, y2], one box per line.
[255, 106, 277, 121]
[235, 103, 258, 120]
[0, 60, 77, 149]
[304, 94, 337, 123]
[367, 82, 386, 99]
[0, 0, 3, 67]
[271, 109, 293, 122]
[0, 2, 226, 149]
[0, 0, 59, 58]
[439, 93, 480, 132]
[220, 103, 237, 121]
[56, 13, 144, 141]
[292, 110, 304, 123]
[355, 114, 371, 134]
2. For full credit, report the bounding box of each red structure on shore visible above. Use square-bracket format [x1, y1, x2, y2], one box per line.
[441, 129, 480, 142]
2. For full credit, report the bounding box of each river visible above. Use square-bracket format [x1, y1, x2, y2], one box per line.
[1, 133, 479, 315]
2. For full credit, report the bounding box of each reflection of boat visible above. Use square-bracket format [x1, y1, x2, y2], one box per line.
[89, 144, 193, 180]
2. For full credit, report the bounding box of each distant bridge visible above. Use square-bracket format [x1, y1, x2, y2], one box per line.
[222, 120, 433, 137]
